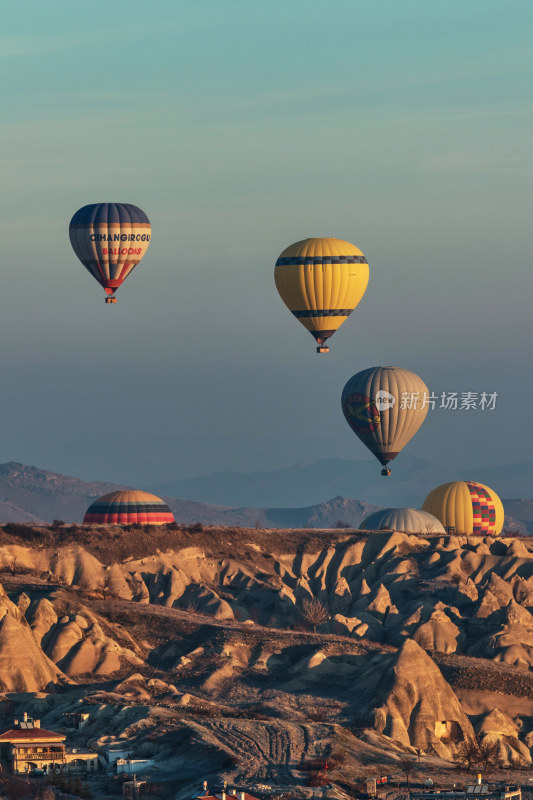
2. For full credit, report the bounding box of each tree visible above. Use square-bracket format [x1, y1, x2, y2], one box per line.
[453, 738, 480, 771]
[300, 597, 329, 632]
[184, 598, 200, 613]
[93, 572, 116, 599]
[7, 554, 20, 576]
[477, 737, 501, 771]
[398, 756, 416, 792]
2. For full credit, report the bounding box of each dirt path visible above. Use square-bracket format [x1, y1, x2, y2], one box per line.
[193, 718, 333, 783]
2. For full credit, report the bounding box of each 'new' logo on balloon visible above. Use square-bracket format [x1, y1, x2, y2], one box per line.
[375, 390, 396, 411]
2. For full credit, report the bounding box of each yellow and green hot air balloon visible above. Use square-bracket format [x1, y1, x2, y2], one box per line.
[422, 481, 504, 536]
[274, 237, 369, 353]
[341, 366, 429, 476]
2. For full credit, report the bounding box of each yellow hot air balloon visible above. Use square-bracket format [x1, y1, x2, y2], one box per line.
[274, 237, 369, 353]
[422, 481, 504, 536]
[341, 366, 429, 476]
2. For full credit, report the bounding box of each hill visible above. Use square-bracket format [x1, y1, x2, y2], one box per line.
[0, 462, 378, 527]
[504, 499, 533, 535]
[0, 524, 532, 796]
[0, 461, 123, 523]
[163, 495, 380, 529]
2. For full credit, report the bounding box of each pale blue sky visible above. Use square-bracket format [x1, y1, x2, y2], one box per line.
[1, 0, 532, 490]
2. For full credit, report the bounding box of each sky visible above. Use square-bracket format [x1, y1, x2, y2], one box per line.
[1, 0, 532, 490]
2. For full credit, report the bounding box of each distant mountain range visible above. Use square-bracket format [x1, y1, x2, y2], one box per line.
[0, 460, 530, 533]
[163, 493, 380, 529]
[0, 462, 378, 529]
[0, 462, 122, 525]
[149, 454, 533, 508]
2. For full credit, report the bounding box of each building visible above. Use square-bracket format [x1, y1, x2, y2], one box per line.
[123, 778, 147, 798]
[103, 746, 132, 766]
[0, 714, 66, 775]
[195, 783, 261, 800]
[410, 787, 521, 800]
[63, 712, 90, 731]
[115, 757, 155, 775]
[0, 713, 98, 775]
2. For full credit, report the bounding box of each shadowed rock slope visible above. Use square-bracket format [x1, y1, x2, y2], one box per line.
[0, 583, 64, 691]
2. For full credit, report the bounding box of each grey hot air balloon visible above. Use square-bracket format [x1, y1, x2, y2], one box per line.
[341, 366, 429, 476]
[360, 507, 445, 534]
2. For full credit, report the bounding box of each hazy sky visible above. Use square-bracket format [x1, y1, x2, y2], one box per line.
[1, 0, 532, 489]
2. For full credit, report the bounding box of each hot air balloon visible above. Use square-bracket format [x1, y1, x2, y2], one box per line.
[422, 481, 504, 536]
[360, 507, 445, 534]
[341, 366, 429, 476]
[83, 490, 174, 525]
[274, 237, 369, 353]
[69, 203, 151, 303]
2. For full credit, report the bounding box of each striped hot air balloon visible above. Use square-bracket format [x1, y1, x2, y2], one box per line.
[274, 237, 369, 353]
[69, 203, 151, 303]
[341, 366, 429, 476]
[422, 481, 504, 536]
[360, 507, 445, 534]
[83, 491, 174, 525]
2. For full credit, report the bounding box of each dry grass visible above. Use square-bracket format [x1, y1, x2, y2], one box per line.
[0, 522, 362, 565]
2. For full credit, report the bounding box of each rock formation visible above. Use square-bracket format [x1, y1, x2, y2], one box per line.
[370, 639, 474, 755]
[0, 584, 63, 691]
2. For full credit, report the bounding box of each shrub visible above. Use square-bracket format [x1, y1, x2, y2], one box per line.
[307, 710, 328, 723]
[300, 597, 329, 631]
[302, 758, 327, 772]
[307, 772, 330, 787]
[2, 523, 30, 537]
[328, 750, 346, 766]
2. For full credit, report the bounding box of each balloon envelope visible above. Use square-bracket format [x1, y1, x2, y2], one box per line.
[341, 366, 429, 471]
[83, 490, 174, 525]
[360, 507, 445, 534]
[274, 237, 368, 351]
[69, 203, 151, 300]
[422, 481, 504, 536]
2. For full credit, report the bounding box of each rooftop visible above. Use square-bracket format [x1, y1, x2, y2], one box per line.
[198, 793, 260, 800]
[0, 728, 65, 742]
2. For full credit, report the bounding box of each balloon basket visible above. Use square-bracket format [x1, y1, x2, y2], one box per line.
[105, 297, 117, 304]
[381, 468, 391, 477]
[316, 345, 330, 354]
